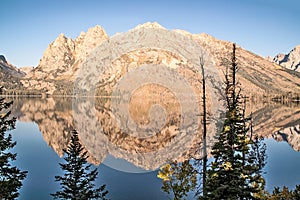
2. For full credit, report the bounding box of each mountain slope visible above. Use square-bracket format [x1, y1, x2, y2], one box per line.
[18, 22, 300, 96]
[0, 55, 25, 92]
[189, 33, 300, 96]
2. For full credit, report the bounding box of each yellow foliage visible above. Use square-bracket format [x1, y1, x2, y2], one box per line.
[157, 164, 173, 181]
[223, 161, 232, 171]
[224, 125, 230, 132]
[240, 173, 248, 179]
[244, 137, 251, 144]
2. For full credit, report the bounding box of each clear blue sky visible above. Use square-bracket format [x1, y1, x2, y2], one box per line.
[1, 0, 299, 67]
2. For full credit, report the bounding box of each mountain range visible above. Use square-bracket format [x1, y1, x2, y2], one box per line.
[1, 22, 300, 98]
[272, 44, 300, 72]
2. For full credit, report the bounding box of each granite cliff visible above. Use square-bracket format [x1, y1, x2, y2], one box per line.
[21, 25, 109, 95]
[17, 22, 300, 97]
[273, 44, 300, 72]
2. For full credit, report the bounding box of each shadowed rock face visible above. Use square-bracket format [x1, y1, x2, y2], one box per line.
[10, 97, 300, 170]
[273, 44, 300, 72]
[0, 55, 25, 90]
[0, 55, 7, 63]
[17, 22, 300, 96]
[273, 125, 300, 151]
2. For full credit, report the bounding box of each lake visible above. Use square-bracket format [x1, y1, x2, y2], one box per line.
[7, 97, 300, 199]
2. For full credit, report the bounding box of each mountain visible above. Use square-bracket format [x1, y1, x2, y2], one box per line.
[1, 22, 297, 97]
[272, 44, 300, 72]
[180, 32, 300, 97]
[0, 55, 25, 92]
[21, 25, 109, 95]
[22, 23, 300, 97]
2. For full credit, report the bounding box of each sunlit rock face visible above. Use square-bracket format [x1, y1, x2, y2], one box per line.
[273, 44, 300, 72]
[18, 22, 300, 96]
[21, 26, 109, 95]
[192, 34, 300, 96]
[71, 23, 223, 170]
[19, 66, 34, 75]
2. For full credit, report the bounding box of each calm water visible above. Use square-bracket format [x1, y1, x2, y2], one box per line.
[7, 97, 300, 199]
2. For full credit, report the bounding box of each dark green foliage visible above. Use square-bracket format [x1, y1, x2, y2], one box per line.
[51, 130, 108, 200]
[294, 185, 300, 199]
[0, 87, 27, 199]
[203, 44, 266, 199]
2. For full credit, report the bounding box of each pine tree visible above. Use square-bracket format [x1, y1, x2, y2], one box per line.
[267, 185, 300, 200]
[0, 87, 27, 199]
[51, 130, 108, 200]
[203, 44, 266, 199]
[293, 185, 300, 199]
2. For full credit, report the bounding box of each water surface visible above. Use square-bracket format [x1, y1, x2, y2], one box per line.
[8, 97, 300, 199]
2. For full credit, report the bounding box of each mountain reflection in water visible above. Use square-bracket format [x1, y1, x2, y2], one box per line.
[10, 97, 300, 171]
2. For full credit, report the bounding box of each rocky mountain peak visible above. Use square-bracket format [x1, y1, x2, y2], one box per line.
[134, 22, 165, 30]
[22, 25, 109, 94]
[51, 33, 72, 47]
[20, 23, 300, 96]
[74, 25, 109, 59]
[273, 44, 300, 71]
[34, 33, 75, 75]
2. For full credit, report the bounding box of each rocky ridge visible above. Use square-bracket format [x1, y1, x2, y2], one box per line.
[0, 55, 25, 92]
[191, 33, 300, 96]
[272, 44, 300, 72]
[21, 25, 109, 95]
[19, 22, 300, 97]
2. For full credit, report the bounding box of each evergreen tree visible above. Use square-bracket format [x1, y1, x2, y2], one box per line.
[157, 160, 197, 200]
[203, 44, 266, 199]
[293, 185, 300, 199]
[267, 185, 300, 200]
[51, 130, 108, 200]
[0, 87, 27, 199]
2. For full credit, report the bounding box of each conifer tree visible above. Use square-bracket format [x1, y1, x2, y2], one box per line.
[203, 44, 266, 199]
[51, 130, 108, 200]
[267, 185, 300, 200]
[0, 87, 27, 199]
